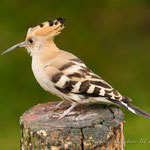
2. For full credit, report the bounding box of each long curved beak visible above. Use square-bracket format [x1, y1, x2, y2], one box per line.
[1, 41, 26, 55]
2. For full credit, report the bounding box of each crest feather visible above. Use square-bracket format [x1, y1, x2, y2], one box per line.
[26, 17, 65, 37]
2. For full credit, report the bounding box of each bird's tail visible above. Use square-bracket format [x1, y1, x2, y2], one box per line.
[111, 100, 150, 120]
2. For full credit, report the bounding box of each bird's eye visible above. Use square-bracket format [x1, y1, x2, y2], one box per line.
[29, 39, 33, 44]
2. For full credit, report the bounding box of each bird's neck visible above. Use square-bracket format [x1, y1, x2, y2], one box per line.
[32, 39, 61, 64]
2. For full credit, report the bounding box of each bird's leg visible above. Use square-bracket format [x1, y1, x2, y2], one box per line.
[58, 103, 78, 119]
[51, 103, 78, 119]
[53, 100, 66, 110]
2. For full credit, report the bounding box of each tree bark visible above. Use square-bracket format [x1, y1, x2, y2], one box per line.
[20, 101, 125, 150]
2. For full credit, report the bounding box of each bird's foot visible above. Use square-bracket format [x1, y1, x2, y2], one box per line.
[53, 111, 78, 119]
[51, 100, 66, 111]
[52, 103, 78, 119]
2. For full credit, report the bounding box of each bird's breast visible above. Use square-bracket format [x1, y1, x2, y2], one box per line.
[31, 58, 63, 98]
[31, 58, 51, 91]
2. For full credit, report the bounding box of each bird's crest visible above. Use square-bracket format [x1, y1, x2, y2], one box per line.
[27, 17, 65, 37]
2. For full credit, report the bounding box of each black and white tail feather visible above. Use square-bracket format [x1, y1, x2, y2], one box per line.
[110, 99, 150, 120]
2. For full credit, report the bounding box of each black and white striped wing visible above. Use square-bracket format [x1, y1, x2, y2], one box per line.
[51, 58, 131, 102]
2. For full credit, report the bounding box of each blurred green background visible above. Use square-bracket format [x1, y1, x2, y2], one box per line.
[0, 0, 150, 149]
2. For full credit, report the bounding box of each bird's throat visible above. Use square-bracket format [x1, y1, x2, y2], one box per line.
[32, 40, 61, 64]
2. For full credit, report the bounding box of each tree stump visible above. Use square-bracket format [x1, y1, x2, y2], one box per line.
[20, 101, 125, 150]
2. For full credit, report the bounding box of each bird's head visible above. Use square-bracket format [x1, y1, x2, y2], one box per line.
[1, 17, 65, 56]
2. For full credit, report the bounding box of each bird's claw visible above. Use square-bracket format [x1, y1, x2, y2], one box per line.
[52, 111, 78, 119]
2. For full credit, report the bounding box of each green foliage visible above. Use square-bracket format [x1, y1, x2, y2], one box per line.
[0, 0, 150, 149]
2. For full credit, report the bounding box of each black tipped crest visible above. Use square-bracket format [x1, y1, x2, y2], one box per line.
[55, 21, 58, 25]
[40, 23, 44, 27]
[48, 20, 53, 26]
[57, 17, 65, 24]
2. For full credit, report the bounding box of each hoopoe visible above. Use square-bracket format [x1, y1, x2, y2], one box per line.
[2, 17, 150, 119]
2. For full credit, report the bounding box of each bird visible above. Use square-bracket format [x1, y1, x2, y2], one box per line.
[2, 17, 150, 119]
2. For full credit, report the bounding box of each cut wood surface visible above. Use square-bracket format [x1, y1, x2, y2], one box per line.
[20, 101, 125, 150]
